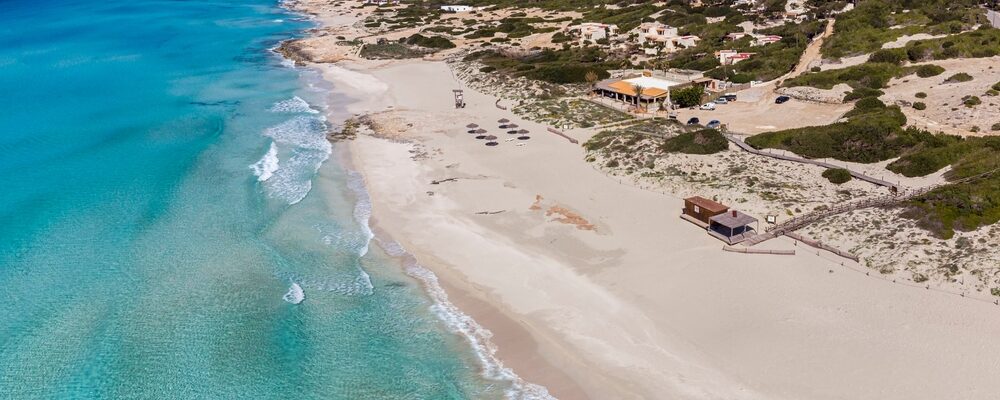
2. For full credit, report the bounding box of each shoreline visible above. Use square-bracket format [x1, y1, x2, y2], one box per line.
[284, 2, 1000, 399]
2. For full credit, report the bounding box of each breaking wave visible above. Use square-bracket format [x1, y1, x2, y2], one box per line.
[260, 115, 330, 205]
[377, 237, 556, 400]
[270, 96, 318, 114]
[250, 141, 279, 182]
[282, 282, 305, 304]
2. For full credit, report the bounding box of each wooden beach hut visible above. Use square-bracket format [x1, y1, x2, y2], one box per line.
[681, 196, 728, 227]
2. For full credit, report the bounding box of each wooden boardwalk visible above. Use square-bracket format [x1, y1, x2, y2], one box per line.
[744, 167, 1000, 246]
[724, 133, 898, 189]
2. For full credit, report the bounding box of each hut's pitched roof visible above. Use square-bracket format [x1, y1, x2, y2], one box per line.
[710, 210, 758, 229]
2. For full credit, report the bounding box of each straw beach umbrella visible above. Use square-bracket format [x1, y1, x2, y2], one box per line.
[485, 141, 499, 146]
[497, 118, 509, 123]
[466, 123, 478, 128]
[484, 135, 498, 140]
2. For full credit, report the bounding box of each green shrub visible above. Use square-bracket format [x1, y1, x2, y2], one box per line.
[986, 89, 999, 96]
[915, 92, 927, 98]
[868, 48, 907, 65]
[746, 101, 918, 163]
[913, 102, 927, 110]
[844, 87, 884, 101]
[662, 129, 728, 154]
[992, 123, 1000, 131]
[521, 65, 609, 84]
[822, 168, 853, 184]
[963, 96, 981, 107]
[945, 72, 973, 83]
[915, 64, 945, 78]
[811, 66, 821, 72]
[405, 34, 456, 49]
[670, 85, 705, 108]
[992, 81, 1000, 91]
[479, 66, 496, 73]
[782, 62, 903, 89]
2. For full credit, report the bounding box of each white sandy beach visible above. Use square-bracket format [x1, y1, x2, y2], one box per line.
[331, 59, 1000, 400]
[289, 2, 1000, 398]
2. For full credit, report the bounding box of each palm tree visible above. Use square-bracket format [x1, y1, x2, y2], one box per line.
[585, 70, 599, 96]
[631, 84, 645, 112]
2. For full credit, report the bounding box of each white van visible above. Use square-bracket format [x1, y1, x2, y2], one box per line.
[699, 103, 716, 111]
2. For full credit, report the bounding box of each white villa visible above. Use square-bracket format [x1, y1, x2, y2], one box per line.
[440, 5, 474, 12]
[725, 32, 782, 46]
[633, 22, 700, 54]
[565, 22, 619, 45]
[716, 49, 755, 65]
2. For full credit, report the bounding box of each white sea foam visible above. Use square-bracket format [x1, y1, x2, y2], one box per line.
[377, 236, 556, 400]
[260, 116, 331, 204]
[250, 142, 280, 182]
[270, 96, 318, 114]
[282, 282, 305, 304]
[346, 171, 375, 257]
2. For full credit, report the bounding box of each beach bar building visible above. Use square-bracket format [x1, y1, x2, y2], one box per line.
[681, 196, 729, 227]
[709, 210, 759, 245]
[594, 72, 680, 110]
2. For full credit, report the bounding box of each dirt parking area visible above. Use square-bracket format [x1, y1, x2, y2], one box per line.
[672, 90, 853, 134]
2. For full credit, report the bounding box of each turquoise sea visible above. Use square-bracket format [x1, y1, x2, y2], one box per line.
[0, 1, 543, 398]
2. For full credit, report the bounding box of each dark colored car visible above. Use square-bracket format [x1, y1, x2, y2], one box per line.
[687, 117, 700, 125]
[775, 95, 791, 104]
[722, 94, 737, 102]
[706, 120, 721, 129]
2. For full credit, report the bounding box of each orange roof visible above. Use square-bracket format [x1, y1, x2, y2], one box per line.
[606, 81, 669, 98]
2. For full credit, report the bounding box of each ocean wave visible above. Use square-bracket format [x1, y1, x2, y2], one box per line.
[274, 270, 373, 296]
[260, 116, 330, 204]
[282, 282, 305, 304]
[377, 236, 556, 400]
[346, 171, 375, 257]
[270, 96, 318, 114]
[250, 142, 279, 182]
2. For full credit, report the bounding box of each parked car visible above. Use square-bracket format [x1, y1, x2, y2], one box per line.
[775, 95, 791, 104]
[706, 120, 721, 129]
[699, 103, 716, 110]
[714, 98, 728, 105]
[721, 94, 737, 102]
[686, 117, 700, 125]
[668, 112, 678, 120]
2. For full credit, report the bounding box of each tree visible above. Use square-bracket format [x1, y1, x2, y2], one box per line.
[631, 84, 645, 111]
[670, 85, 704, 108]
[585, 70, 599, 93]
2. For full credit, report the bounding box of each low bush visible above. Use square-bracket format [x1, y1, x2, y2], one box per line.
[963, 96, 981, 107]
[945, 72, 973, 83]
[746, 100, 920, 163]
[913, 102, 927, 110]
[867, 48, 907, 65]
[822, 168, 853, 184]
[781, 62, 904, 89]
[914, 64, 945, 78]
[405, 34, 456, 49]
[915, 92, 927, 98]
[662, 129, 728, 154]
[844, 87, 884, 101]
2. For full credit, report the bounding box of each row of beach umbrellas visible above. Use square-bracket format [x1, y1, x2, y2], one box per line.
[465, 120, 531, 146]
